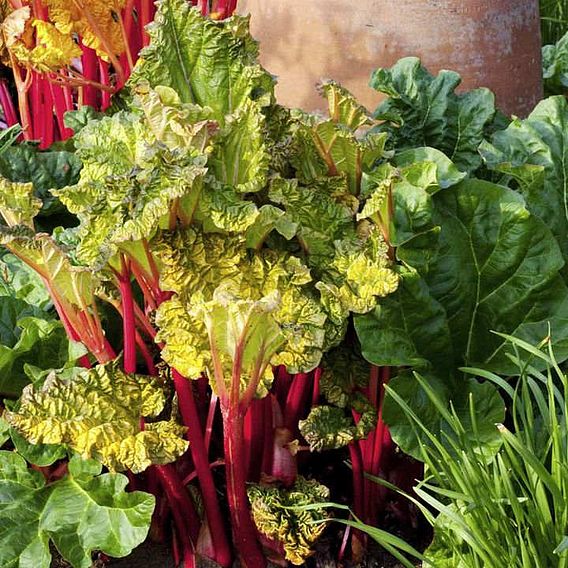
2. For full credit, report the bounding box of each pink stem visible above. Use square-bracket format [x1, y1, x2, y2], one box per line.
[154, 464, 199, 568]
[222, 404, 266, 567]
[172, 369, 232, 568]
[49, 82, 74, 139]
[204, 393, 218, 452]
[284, 371, 312, 432]
[117, 256, 137, 374]
[80, 45, 99, 109]
[98, 60, 111, 110]
[0, 80, 18, 127]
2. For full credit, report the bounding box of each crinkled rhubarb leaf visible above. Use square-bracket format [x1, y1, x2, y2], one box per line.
[299, 347, 376, 451]
[0, 177, 41, 228]
[53, 110, 208, 267]
[247, 476, 330, 566]
[209, 99, 269, 193]
[245, 205, 297, 249]
[370, 57, 495, 172]
[154, 227, 333, 382]
[480, 96, 568, 270]
[128, 0, 273, 120]
[5, 362, 188, 473]
[290, 82, 387, 195]
[268, 176, 356, 261]
[0, 452, 154, 568]
[316, 228, 399, 324]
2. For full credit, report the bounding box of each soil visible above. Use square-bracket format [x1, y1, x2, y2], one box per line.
[50, 539, 423, 568]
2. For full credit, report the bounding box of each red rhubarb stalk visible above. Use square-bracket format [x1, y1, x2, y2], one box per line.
[80, 45, 99, 109]
[222, 404, 267, 567]
[117, 255, 137, 373]
[172, 369, 232, 568]
[154, 464, 199, 568]
[0, 80, 18, 127]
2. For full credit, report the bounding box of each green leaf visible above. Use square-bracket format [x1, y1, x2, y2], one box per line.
[63, 106, 105, 135]
[196, 181, 259, 233]
[196, 285, 285, 399]
[0, 253, 51, 310]
[0, 415, 9, 447]
[319, 80, 373, 130]
[370, 57, 495, 172]
[393, 147, 467, 190]
[291, 117, 388, 196]
[128, 0, 273, 121]
[9, 427, 66, 467]
[5, 362, 188, 473]
[355, 267, 452, 374]
[0, 144, 82, 216]
[542, 31, 568, 96]
[299, 347, 376, 451]
[554, 536, 568, 555]
[0, 177, 42, 228]
[0, 450, 154, 568]
[315, 228, 399, 323]
[0, 309, 81, 397]
[357, 179, 568, 375]
[53, 110, 208, 267]
[480, 96, 568, 272]
[154, 227, 331, 380]
[209, 99, 269, 193]
[268, 176, 356, 262]
[383, 373, 505, 461]
[244, 204, 297, 249]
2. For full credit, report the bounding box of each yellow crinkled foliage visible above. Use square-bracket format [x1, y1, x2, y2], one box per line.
[0, 7, 81, 71]
[5, 362, 188, 473]
[248, 477, 330, 565]
[44, 0, 126, 60]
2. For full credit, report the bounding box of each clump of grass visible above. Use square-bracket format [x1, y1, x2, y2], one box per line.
[541, 0, 568, 45]
[381, 333, 568, 567]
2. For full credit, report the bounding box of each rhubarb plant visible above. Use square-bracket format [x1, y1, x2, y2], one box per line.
[6, 1, 568, 566]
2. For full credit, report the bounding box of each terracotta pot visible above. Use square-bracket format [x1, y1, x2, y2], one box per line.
[238, 0, 543, 117]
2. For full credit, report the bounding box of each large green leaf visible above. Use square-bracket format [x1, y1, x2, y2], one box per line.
[155, 227, 331, 380]
[128, 0, 273, 120]
[356, 179, 568, 375]
[480, 96, 568, 270]
[369, 57, 495, 172]
[209, 99, 269, 193]
[383, 373, 505, 461]
[355, 267, 452, 376]
[0, 452, 154, 568]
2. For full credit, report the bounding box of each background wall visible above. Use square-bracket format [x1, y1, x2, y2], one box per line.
[238, 0, 543, 116]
